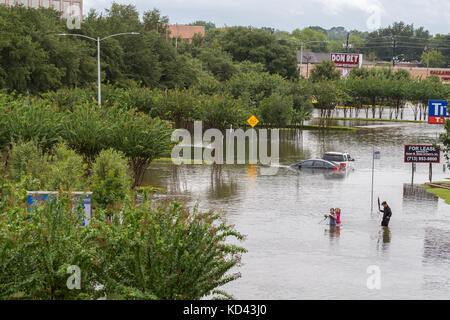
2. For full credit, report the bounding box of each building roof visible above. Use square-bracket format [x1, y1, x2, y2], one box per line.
[168, 25, 205, 39]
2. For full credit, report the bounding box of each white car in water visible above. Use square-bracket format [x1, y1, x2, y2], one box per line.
[322, 152, 355, 170]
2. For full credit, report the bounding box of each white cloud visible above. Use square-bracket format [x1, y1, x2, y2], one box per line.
[81, 0, 448, 34]
[314, 0, 385, 15]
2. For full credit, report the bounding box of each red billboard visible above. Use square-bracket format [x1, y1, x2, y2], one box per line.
[330, 53, 362, 68]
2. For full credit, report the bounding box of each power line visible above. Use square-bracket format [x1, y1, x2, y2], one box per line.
[365, 35, 450, 44]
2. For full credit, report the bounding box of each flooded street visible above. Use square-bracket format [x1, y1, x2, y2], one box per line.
[144, 117, 450, 299]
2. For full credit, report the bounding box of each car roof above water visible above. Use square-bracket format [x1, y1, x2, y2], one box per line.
[302, 159, 338, 165]
[324, 151, 348, 155]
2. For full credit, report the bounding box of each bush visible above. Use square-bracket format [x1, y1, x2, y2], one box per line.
[61, 104, 113, 161]
[196, 94, 250, 129]
[8, 140, 50, 190]
[309, 60, 341, 82]
[0, 193, 246, 300]
[107, 107, 173, 187]
[4, 99, 63, 151]
[259, 94, 294, 127]
[46, 142, 88, 191]
[90, 149, 132, 210]
[95, 198, 246, 299]
[8, 140, 88, 191]
[0, 195, 99, 300]
[41, 87, 96, 111]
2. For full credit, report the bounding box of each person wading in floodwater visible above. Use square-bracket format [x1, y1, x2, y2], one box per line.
[379, 201, 392, 227]
[335, 208, 341, 226]
[325, 208, 337, 227]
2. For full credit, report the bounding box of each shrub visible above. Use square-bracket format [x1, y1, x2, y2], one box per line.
[95, 198, 246, 299]
[41, 88, 96, 111]
[259, 94, 294, 127]
[309, 60, 341, 82]
[107, 107, 173, 187]
[45, 142, 88, 191]
[0, 193, 246, 300]
[8, 139, 50, 190]
[90, 149, 132, 210]
[8, 140, 88, 192]
[0, 195, 99, 299]
[61, 104, 114, 161]
[4, 99, 63, 151]
[196, 94, 250, 129]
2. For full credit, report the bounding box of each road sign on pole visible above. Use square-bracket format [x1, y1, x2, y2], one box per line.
[428, 100, 448, 124]
[371, 149, 380, 214]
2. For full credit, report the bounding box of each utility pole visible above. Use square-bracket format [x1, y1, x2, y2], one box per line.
[97, 37, 101, 108]
[345, 32, 350, 53]
[175, 23, 178, 50]
[371, 147, 375, 214]
[425, 46, 430, 77]
[392, 37, 397, 67]
[304, 55, 313, 78]
[299, 41, 303, 78]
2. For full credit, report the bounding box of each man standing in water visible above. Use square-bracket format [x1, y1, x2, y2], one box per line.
[326, 208, 337, 226]
[379, 201, 392, 227]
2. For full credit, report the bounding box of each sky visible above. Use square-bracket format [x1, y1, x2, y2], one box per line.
[83, 0, 450, 35]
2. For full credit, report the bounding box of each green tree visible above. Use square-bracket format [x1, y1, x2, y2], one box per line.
[212, 27, 299, 79]
[259, 94, 294, 127]
[441, 120, 450, 167]
[313, 81, 343, 119]
[189, 20, 216, 31]
[90, 149, 132, 210]
[292, 27, 328, 52]
[309, 60, 341, 82]
[194, 47, 237, 81]
[143, 8, 169, 34]
[421, 50, 446, 68]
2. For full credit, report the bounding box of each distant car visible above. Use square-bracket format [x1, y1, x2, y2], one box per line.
[322, 152, 355, 170]
[291, 159, 341, 171]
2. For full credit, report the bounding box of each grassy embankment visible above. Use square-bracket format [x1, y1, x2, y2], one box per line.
[421, 181, 450, 205]
[318, 117, 426, 123]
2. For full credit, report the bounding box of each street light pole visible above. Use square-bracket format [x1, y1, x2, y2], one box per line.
[97, 37, 101, 107]
[56, 32, 139, 107]
[275, 38, 329, 78]
[300, 41, 303, 78]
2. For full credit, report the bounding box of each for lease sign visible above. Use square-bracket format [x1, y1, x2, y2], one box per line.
[330, 53, 363, 68]
[404, 145, 440, 163]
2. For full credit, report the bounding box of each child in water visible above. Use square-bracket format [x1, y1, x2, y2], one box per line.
[335, 208, 341, 225]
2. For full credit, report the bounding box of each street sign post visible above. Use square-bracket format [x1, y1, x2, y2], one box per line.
[428, 100, 448, 124]
[371, 149, 380, 214]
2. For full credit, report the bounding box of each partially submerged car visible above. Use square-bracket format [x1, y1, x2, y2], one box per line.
[291, 159, 341, 171]
[290, 158, 350, 179]
[322, 152, 355, 170]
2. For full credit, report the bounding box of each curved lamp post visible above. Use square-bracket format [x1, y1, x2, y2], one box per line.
[56, 32, 140, 107]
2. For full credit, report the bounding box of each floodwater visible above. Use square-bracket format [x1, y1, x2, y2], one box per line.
[143, 115, 450, 300]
